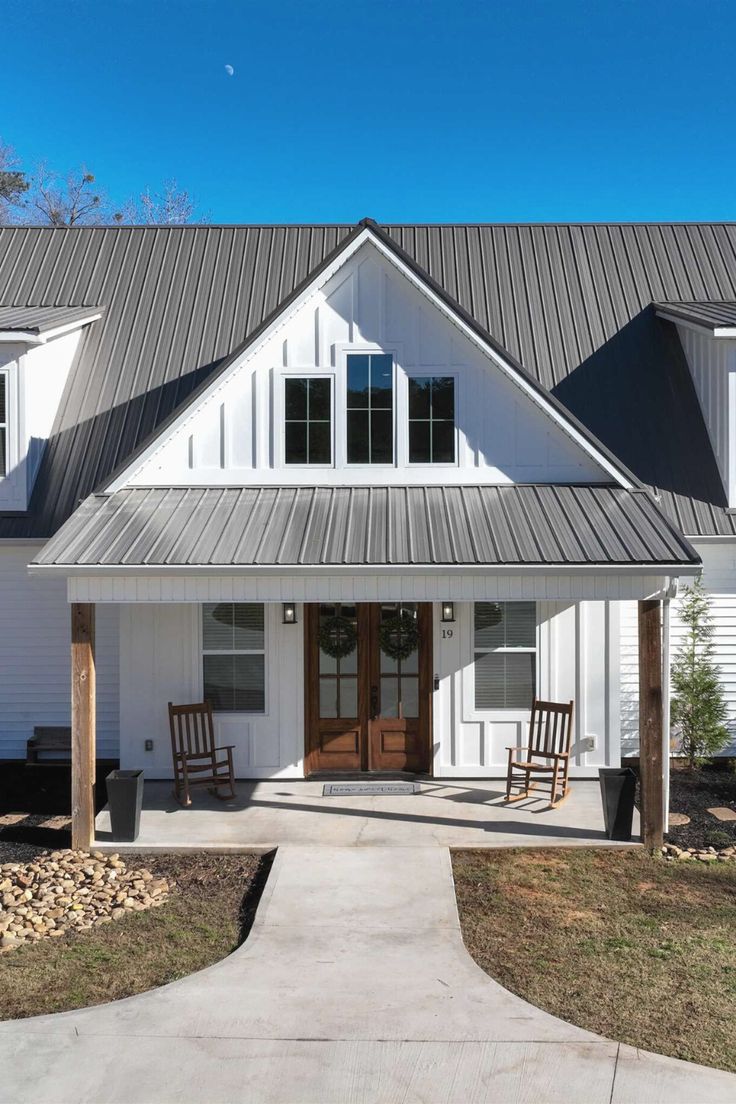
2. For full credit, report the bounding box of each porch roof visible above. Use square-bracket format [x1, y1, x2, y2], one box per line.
[32, 484, 700, 572]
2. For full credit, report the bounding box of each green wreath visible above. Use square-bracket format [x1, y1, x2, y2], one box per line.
[318, 614, 358, 660]
[379, 609, 420, 662]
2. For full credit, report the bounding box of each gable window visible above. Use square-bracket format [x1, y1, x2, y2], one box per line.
[474, 602, 536, 709]
[284, 377, 332, 464]
[0, 371, 7, 477]
[408, 376, 455, 463]
[202, 603, 265, 713]
[346, 353, 394, 464]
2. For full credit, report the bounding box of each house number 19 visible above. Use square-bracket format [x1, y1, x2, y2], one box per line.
[441, 628, 454, 639]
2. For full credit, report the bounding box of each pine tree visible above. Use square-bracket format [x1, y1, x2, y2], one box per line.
[670, 579, 729, 769]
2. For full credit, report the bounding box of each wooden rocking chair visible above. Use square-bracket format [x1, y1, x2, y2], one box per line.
[505, 699, 574, 809]
[168, 701, 236, 807]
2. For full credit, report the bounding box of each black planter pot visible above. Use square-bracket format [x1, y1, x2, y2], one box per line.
[105, 769, 144, 842]
[598, 767, 636, 841]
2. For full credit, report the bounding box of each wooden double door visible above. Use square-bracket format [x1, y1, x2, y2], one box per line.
[305, 602, 432, 775]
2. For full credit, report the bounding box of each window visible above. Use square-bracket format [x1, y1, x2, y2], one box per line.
[474, 602, 536, 709]
[408, 376, 455, 463]
[284, 377, 332, 464]
[0, 372, 7, 477]
[202, 603, 265, 712]
[346, 353, 393, 464]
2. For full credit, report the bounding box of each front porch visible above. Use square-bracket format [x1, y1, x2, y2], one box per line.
[93, 778, 640, 850]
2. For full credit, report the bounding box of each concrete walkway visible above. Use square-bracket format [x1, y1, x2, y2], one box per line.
[1, 846, 734, 1104]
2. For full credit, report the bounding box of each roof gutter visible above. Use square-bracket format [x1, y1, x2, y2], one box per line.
[28, 561, 702, 578]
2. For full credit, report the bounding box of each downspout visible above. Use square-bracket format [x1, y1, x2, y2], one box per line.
[662, 581, 676, 834]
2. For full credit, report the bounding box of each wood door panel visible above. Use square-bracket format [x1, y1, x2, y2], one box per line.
[320, 728, 361, 754]
[305, 602, 432, 776]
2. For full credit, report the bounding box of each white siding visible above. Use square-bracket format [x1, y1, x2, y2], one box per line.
[124, 241, 608, 489]
[431, 600, 618, 778]
[0, 546, 119, 758]
[620, 541, 736, 757]
[119, 603, 303, 779]
[677, 324, 736, 505]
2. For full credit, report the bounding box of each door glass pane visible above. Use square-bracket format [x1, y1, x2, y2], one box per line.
[401, 676, 419, 718]
[319, 678, 338, 718]
[340, 677, 358, 717]
[381, 677, 399, 718]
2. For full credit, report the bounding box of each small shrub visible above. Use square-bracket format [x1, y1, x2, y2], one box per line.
[704, 829, 734, 849]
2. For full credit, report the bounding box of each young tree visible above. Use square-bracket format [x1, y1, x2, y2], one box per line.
[670, 578, 729, 768]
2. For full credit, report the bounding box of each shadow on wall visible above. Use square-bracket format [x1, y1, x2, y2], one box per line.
[553, 309, 726, 504]
[4, 359, 224, 539]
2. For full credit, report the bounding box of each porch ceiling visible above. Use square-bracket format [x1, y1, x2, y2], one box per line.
[32, 484, 700, 572]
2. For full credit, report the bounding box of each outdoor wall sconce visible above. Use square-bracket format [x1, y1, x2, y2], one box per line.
[282, 602, 297, 625]
[441, 601, 455, 623]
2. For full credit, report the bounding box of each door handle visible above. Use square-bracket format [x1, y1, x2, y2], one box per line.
[370, 684, 379, 719]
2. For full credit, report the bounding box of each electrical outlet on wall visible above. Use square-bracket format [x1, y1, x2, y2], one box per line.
[581, 735, 596, 753]
[144, 739, 154, 752]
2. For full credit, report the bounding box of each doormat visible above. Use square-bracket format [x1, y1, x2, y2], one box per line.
[322, 782, 421, 796]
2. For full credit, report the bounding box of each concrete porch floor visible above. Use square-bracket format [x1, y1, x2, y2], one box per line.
[94, 778, 640, 850]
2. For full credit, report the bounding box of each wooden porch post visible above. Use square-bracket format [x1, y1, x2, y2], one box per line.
[71, 603, 96, 851]
[638, 598, 664, 850]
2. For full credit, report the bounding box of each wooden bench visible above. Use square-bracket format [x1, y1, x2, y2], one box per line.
[26, 726, 72, 765]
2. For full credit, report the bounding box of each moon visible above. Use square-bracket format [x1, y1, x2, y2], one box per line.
[224, 64, 234, 77]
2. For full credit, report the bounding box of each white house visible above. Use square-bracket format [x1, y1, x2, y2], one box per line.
[2, 218, 735, 845]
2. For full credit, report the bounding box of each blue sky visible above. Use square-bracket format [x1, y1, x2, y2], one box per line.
[4, 0, 735, 223]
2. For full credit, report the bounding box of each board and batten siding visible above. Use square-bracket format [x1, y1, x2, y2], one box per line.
[118, 603, 304, 779]
[676, 324, 736, 506]
[122, 241, 608, 490]
[620, 541, 736, 757]
[434, 600, 619, 776]
[0, 546, 119, 758]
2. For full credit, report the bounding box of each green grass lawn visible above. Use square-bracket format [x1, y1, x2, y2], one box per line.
[0, 852, 270, 1020]
[452, 848, 736, 1073]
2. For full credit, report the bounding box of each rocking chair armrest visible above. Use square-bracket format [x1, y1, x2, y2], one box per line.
[505, 746, 528, 756]
[215, 744, 236, 752]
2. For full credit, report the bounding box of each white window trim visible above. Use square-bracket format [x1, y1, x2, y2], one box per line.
[277, 369, 335, 469]
[200, 602, 269, 716]
[402, 368, 460, 468]
[462, 601, 539, 721]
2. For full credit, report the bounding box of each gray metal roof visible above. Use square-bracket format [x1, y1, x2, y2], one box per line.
[1, 223, 736, 538]
[654, 300, 736, 331]
[0, 305, 101, 334]
[33, 485, 700, 569]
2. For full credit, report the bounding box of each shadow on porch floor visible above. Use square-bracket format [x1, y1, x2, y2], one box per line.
[94, 779, 640, 850]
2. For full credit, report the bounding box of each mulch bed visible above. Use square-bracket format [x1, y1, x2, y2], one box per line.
[666, 765, 736, 850]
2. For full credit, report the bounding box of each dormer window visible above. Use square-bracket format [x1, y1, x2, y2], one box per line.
[284, 377, 332, 465]
[346, 353, 394, 464]
[408, 375, 456, 463]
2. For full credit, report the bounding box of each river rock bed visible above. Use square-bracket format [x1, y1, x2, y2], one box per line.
[0, 850, 169, 953]
[662, 842, 736, 863]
